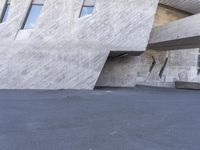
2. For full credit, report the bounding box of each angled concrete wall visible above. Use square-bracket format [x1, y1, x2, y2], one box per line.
[97, 5, 200, 88]
[96, 48, 199, 88]
[0, 0, 159, 89]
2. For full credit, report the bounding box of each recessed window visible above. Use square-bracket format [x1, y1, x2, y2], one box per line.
[0, 0, 10, 23]
[22, 1, 44, 29]
[80, 6, 94, 17]
[198, 50, 200, 75]
[79, 0, 95, 18]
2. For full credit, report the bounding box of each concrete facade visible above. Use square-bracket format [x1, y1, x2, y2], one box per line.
[97, 3, 200, 88]
[0, 0, 200, 89]
[0, 0, 159, 89]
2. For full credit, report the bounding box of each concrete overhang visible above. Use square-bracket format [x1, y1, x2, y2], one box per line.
[148, 13, 200, 50]
[159, 0, 200, 14]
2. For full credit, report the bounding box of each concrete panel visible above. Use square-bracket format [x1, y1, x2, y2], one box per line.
[0, 41, 109, 89]
[175, 81, 200, 90]
[149, 14, 200, 50]
[0, 0, 159, 89]
[154, 4, 189, 27]
[160, 0, 200, 14]
[29, 0, 159, 51]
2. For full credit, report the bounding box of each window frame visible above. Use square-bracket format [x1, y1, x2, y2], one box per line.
[79, 0, 95, 18]
[79, 5, 95, 18]
[0, 0, 10, 23]
[21, 0, 44, 30]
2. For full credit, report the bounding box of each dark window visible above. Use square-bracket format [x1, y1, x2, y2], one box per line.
[198, 52, 200, 75]
[80, 6, 94, 17]
[22, 4, 43, 29]
[0, 2, 10, 23]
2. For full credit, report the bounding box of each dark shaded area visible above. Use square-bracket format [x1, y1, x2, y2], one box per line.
[198, 49, 200, 75]
[148, 36, 200, 50]
[149, 56, 156, 72]
[0, 87, 200, 150]
[176, 81, 200, 90]
[159, 57, 168, 78]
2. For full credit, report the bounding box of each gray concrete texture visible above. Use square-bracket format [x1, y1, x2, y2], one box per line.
[160, 0, 200, 14]
[149, 1, 200, 50]
[97, 4, 200, 88]
[0, 0, 159, 89]
[0, 88, 200, 150]
[176, 81, 200, 90]
[97, 49, 200, 88]
[149, 13, 200, 50]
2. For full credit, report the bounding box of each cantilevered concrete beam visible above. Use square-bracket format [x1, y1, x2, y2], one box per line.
[160, 0, 200, 14]
[148, 13, 200, 50]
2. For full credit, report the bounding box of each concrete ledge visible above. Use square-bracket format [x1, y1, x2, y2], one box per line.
[175, 81, 200, 90]
[149, 13, 200, 50]
[136, 82, 175, 88]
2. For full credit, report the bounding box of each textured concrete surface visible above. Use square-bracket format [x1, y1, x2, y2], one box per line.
[150, 1, 200, 50]
[160, 0, 200, 14]
[175, 81, 200, 90]
[0, 0, 159, 89]
[0, 41, 110, 89]
[149, 13, 200, 50]
[0, 87, 200, 150]
[97, 6, 200, 88]
[97, 49, 199, 88]
[154, 4, 189, 27]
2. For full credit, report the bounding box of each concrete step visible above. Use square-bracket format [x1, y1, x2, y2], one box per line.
[175, 81, 200, 90]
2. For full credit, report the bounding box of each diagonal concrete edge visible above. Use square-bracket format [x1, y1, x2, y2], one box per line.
[0, 41, 110, 89]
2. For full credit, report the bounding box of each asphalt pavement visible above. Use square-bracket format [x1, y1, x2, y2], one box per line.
[0, 87, 200, 150]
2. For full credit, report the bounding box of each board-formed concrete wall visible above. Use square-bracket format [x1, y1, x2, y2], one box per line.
[149, 13, 200, 50]
[1, 0, 199, 89]
[97, 4, 200, 88]
[96, 48, 199, 88]
[160, 0, 200, 14]
[149, 1, 200, 50]
[0, 0, 159, 89]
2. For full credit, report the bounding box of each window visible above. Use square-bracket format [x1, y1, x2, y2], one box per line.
[80, 0, 95, 17]
[0, 0, 10, 23]
[198, 50, 200, 75]
[22, 0, 44, 29]
[80, 6, 94, 17]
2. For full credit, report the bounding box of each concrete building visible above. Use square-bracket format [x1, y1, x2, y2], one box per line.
[0, 0, 199, 89]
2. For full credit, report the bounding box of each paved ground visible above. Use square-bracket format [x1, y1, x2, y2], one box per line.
[0, 87, 200, 150]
